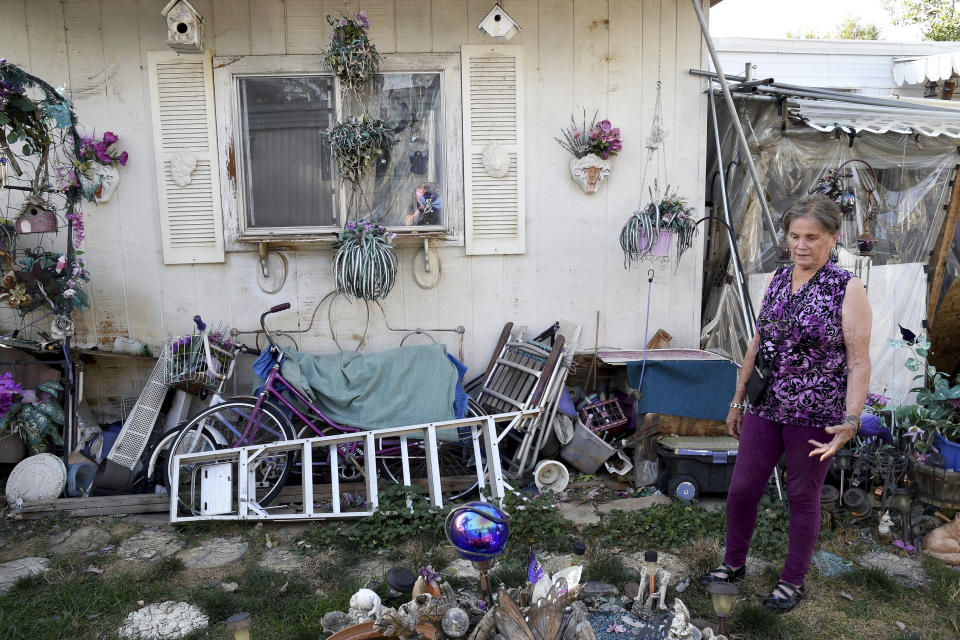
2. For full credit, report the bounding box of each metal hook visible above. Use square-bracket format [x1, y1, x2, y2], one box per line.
[647, 268, 655, 283]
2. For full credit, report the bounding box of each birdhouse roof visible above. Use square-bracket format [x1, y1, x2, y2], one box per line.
[479, 4, 522, 32]
[162, 0, 201, 18]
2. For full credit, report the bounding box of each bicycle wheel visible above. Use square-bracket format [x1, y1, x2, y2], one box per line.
[378, 439, 486, 503]
[167, 399, 296, 512]
[144, 422, 225, 490]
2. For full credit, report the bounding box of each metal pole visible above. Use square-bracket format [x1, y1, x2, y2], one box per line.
[689, 0, 779, 246]
[708, 92, 756, 337]
[690, 68, 960, 113]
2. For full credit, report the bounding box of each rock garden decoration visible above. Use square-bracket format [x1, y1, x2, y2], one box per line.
[619, 186, 698, 267]
[323, 11, 380, 100]
[555, 112, 622, 194]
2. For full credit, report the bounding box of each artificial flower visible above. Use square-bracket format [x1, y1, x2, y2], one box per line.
[62, 288, 75, 299]
[905, 425, 925, 442]
[55, 255, 67, 273]
[356, 10, 370, 30]
[606, 624, 627, 634]
[102, 131, 118, 146]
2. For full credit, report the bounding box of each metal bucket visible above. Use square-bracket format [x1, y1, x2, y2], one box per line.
[560, 420, 616, 474]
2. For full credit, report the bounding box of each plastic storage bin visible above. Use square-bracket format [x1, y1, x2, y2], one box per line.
[656, 436, 739, 500]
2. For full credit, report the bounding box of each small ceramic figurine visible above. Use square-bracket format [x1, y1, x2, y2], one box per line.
[877, 511, 895, 541]
[348, 588, 383, 624]
[667, 599, 697, 640]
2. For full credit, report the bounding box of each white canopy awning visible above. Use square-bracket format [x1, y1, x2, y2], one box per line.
[893, 52, 960, 86]
[787, 98, 960, 139]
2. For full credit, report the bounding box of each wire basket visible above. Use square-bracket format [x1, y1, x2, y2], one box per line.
[163, 333, 234, 395]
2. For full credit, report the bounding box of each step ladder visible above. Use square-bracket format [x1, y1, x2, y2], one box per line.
[168, 410, 538, 522]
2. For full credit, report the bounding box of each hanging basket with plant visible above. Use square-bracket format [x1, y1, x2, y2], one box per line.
[322, 11, 380, 96]
[333, 220, 398, 301]
[619, 186, 698, 268]
[323, 114, 396, 189]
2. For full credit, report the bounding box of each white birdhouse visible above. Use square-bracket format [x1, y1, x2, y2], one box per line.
[162, 0, 205, 52]
[477, 3, 522, 40]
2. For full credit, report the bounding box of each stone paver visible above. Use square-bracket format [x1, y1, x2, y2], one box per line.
[46, 526, 111, 555]
[118, 530, 185, 562]
[596, 495, 672, 515]
[117, 601, 208, 639]
[557, 503, 601, 526]
[444, 558, 480, 579]
[176, 537, 248, 569]
[258, 546, 302, 573]
[0, 557, 50, 594]
[856, 550, 930, 587]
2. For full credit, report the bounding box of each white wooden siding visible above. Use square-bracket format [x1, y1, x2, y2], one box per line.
[0, 0, 709, 414]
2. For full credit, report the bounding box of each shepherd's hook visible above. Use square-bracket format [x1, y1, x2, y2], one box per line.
[647, 269, 655, 283]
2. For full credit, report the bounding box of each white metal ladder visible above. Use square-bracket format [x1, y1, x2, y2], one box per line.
[169, 410, 538, 522]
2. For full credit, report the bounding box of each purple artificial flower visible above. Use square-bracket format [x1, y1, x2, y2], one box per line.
[905, 425, 925, 442]
[893, 540, 916, 554]
[418, 565, 440, 584]
[80, 135, 94, 148]
[356, 10, 370, 30]
[572, 128, 582, 139]
[866, 392, 890, 408]
[102, 131, 118, 146]
[599, 119, 612, 133]
[93, 142, 113, 164]
[118, 151, 128, 166]
[0, 372, 25, 418]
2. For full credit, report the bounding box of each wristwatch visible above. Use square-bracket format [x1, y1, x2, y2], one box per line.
[843, 414, 861, 433]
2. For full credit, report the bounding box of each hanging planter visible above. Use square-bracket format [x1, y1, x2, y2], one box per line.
[555, 111, 622, 194]
[619, 187, 697, 268]
[322, 11, 380, 97]
[333, 220, 398, 301]
[323, 114, 396, 189]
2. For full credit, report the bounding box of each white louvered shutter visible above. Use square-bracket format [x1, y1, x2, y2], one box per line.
[461, 45, 524, 255]
[148, 50, 225, 264]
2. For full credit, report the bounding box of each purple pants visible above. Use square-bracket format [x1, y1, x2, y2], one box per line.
[724, 413, 833, 586]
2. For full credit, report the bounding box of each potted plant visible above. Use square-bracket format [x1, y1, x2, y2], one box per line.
[619, 186, 698, 267]
[555, 111, 622, 194]
[333, 219, 398, 301]
[322, 11, 380, 96]
[886, 333, 960, 507]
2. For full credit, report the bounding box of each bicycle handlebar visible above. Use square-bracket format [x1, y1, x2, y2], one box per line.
[259, 302, 290, 351]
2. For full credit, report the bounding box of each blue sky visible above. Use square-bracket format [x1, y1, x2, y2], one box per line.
[710, 0, 924, 40]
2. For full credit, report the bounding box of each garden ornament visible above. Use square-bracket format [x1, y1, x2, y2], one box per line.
[922, 513, 960, 566]
[482, 142, 511, 178]
[15, 195, 57, 234]
[634, 559, 669, 616]
[170, 151, 198, 187]
[667, 599, 697, 640]
[877, 511, 895, 542]
[477, 3, 522, 40]
[348, 588, 383, 624]
[78, 162, 120, 204]
[162, 0, 205, 52]
[704, 582, 737, 638]
[569, 154, 611, 194]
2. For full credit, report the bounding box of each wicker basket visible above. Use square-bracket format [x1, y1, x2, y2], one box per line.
[914, 462, 960, 509]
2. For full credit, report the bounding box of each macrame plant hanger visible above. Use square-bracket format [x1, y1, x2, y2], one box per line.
[619, 0, 671, 269]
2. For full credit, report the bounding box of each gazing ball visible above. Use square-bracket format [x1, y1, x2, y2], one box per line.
[445, 501, 510, 562]
[838, 190, 857, 214]
[441, 607, 470, 638]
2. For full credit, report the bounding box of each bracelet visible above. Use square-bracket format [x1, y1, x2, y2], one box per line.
[844, 414, 861, 433]
[843, 419, 859, 433]
[729, 401, 746, 411]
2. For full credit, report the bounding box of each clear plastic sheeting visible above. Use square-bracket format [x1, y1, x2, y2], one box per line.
[702, 97, 959, 386]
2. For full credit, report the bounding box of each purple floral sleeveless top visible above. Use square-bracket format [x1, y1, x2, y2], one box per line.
[749, 262, 853, 428]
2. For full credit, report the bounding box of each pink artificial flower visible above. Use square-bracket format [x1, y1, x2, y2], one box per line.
[118, 151, 128, 166]
[63, 288, 76, 298]
[93, 142, 113, 164]
[102, 131, 118, 146]
[55, 255, 68, 273]
[356, 10, 370, 30]
[572, 128, 582, 139]
[599, 119, 612, 133]
[606, 624, 626, 634]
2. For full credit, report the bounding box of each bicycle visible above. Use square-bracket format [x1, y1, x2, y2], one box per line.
[166, 303, 484, 514]
[142, 315, 259, 491]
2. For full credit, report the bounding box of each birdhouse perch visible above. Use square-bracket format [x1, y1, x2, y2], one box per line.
[161, 0, 205, 52]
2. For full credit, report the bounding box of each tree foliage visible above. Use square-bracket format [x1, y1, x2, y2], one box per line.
[884, 0, 960, 41]
[786, 16, 881, 40]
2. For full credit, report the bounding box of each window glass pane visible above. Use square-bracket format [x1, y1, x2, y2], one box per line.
[364, 73, 444, 227]
[238, 76, 337, 229]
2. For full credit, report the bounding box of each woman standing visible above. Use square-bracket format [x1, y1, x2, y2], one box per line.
[699, 195, 872, 612]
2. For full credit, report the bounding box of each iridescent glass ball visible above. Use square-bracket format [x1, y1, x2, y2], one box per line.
[445, 501, 509, 562]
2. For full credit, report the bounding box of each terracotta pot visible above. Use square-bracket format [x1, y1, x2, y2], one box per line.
[328, 621, 437, 640]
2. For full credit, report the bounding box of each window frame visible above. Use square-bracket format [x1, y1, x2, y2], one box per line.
[213, 53, 464, 250]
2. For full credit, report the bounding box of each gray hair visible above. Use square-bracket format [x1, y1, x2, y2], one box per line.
[780, 195, 842, 235]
